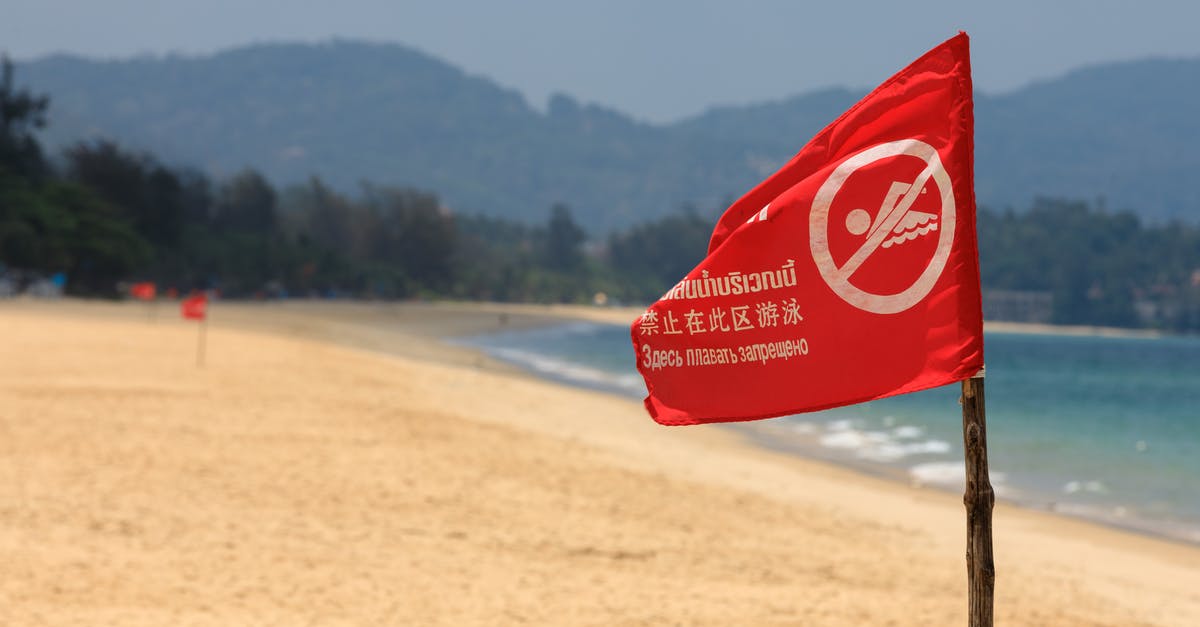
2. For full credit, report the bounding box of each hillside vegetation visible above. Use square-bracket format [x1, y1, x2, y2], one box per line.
[21, 41, 1200, 232]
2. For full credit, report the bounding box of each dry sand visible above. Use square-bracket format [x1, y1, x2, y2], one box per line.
[1, 299, 1197, 626]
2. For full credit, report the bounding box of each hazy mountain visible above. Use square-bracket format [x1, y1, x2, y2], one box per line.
[668, 87, 862, 154]
[973, 58, 1200, 219]
[675, 58, 1200, 223]
[18, 41, 1200, 231]
[21, 41, 761, 232]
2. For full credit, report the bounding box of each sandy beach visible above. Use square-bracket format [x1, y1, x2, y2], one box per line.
[1, 299, 1197, 626]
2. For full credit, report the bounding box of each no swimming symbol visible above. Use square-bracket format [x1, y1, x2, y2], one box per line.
[809, 139, 957, 315]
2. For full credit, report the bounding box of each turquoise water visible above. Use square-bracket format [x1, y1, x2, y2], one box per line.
[462, 324, 1200, 543]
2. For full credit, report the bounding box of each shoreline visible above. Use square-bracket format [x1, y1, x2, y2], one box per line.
[9, 297, 1191, 546]
[735, 420, 1200, 548]
[196, 300, 1200, 623]
[3, 298, 1199, 624]
[434, 300, 1199, 547]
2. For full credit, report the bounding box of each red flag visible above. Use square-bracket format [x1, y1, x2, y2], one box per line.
[130, 281, 156, 300]
[632, 33, 983, 426]
[181, 293, 208, 321]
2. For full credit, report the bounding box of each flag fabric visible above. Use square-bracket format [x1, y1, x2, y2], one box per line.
[130, 282, 157, 300]
[181, 293, 208, 320]
[631, 33, 983, 426]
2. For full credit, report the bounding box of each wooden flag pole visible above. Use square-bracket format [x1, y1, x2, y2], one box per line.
[961, 367, 994, 627]
[196, 318, 207, 368]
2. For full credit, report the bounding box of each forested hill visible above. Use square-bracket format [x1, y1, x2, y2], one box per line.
[20, 42, 1200, 231]
[670, 57, 1200, 222]
[21, 41, 755, 233]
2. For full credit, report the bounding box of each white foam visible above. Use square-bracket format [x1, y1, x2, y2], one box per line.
[790, 421, 818, 435]
[892, 425, 924, 439]
[910, 461, 964, 486]
[489, 348, 645, 395]
[827, 419, 856, 432]
[819, 430, 874, 449]
[860, 439, 952, 463]
[816, 421, 950, 462]
[910, 461, 1008, 495]
[1063, 480, 1109, 495]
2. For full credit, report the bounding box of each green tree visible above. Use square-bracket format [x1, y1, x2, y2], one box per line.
[0, 172, 150, 294]
[542, 203, 586, 271]
[64, 140, 186, 249]
[450, 214, 536, 301]
[0, 56, 49, 179]
[282, 177, 363, 257]
[49, 182, 152, 294]
[215, 169, 278, 233]
[0, 172, 71, 269]
[362, 185, 456, 294]
[607, 206, 713, 301]
[978, 198, 1168, 327]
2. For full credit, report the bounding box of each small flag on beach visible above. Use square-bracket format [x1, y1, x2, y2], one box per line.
[130, 282, 157, 300]
[632, 33, 983, 425]
[181, 293, 208, 320]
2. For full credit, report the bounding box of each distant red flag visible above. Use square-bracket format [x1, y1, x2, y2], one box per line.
[130, 282, 156, 300]
[632, 33, 983, 426]
[181, 293, 208, 321]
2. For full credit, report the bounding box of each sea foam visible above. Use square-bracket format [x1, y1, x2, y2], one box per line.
[815, 420, 950, 462]
[910, 461, 1009, 496]
[489, 347, 645, 397]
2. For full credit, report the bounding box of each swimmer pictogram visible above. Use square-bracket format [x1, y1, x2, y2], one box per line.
[809, 139, 957, 314]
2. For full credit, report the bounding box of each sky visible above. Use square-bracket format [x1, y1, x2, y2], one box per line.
[5, 0, 1200, 123]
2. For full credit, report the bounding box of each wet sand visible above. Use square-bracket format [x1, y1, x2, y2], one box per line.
[1, 299, 1197, 625]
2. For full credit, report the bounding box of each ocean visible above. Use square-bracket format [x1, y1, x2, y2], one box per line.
[459, 322, 1200, 544]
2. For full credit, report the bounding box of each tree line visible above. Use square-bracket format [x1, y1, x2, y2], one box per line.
[2, 58, 1199, 330]
[978, 199, 1200, 330]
